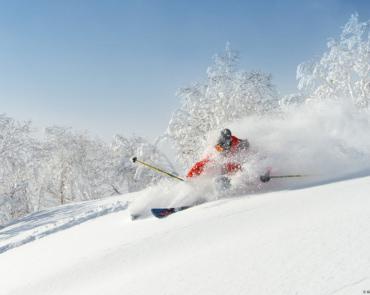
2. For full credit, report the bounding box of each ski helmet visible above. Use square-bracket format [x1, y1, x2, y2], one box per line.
[216, 128, 232, 151]
[220, 128, 232, 139]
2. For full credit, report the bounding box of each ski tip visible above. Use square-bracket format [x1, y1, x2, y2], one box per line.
[151, 206, 191, 219]
[151, 208, 173, 219]
[131, 156, 137, 163]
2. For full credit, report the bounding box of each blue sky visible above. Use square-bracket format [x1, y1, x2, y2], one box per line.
[0, 0, 369, 140]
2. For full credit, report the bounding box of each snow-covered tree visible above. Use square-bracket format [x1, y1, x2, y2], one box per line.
[0, 116, 174, 226]
[297, 14, 370, 107]
[167, 44, 278, 165]
[111, 135, 175, 192]
[37, 126, 115, 207]
[0, 115, 38, 224]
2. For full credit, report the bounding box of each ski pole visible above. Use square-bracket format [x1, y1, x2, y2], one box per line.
[270, 174, 308, 179]
[131, 157, 185, 182]
[260, 172, 309, 183]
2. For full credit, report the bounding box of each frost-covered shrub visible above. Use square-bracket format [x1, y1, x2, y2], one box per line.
[167, 44, 278, 166]
[297, 14, 370, 107]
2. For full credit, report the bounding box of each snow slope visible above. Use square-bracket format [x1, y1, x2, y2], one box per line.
[0, 176, 370, 295]
[0, 195, 128, 254]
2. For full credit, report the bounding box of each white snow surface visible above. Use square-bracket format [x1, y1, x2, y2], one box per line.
[0, 176, 370, 295]
[0, 196, 129, 254]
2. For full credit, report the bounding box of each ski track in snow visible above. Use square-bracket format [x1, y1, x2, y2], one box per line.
[0, 196, 128, 254]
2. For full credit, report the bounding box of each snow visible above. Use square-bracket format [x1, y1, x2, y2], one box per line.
[1, 176, 370, 295]
[0, 196, 128, 254]
[1, 13, 370, 295]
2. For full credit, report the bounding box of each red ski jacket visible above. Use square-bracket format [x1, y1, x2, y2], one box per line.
[187, 135, 248, 178]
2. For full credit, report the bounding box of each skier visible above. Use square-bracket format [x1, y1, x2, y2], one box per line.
[186, 129, 249, 188]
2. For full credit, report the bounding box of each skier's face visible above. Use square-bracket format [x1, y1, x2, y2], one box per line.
[215, 136, 232, 153]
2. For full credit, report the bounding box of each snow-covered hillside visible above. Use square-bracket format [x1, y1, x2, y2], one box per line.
[0, 176, 369, 295]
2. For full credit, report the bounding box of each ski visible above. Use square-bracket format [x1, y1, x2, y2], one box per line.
[151, 206, 191, 218]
